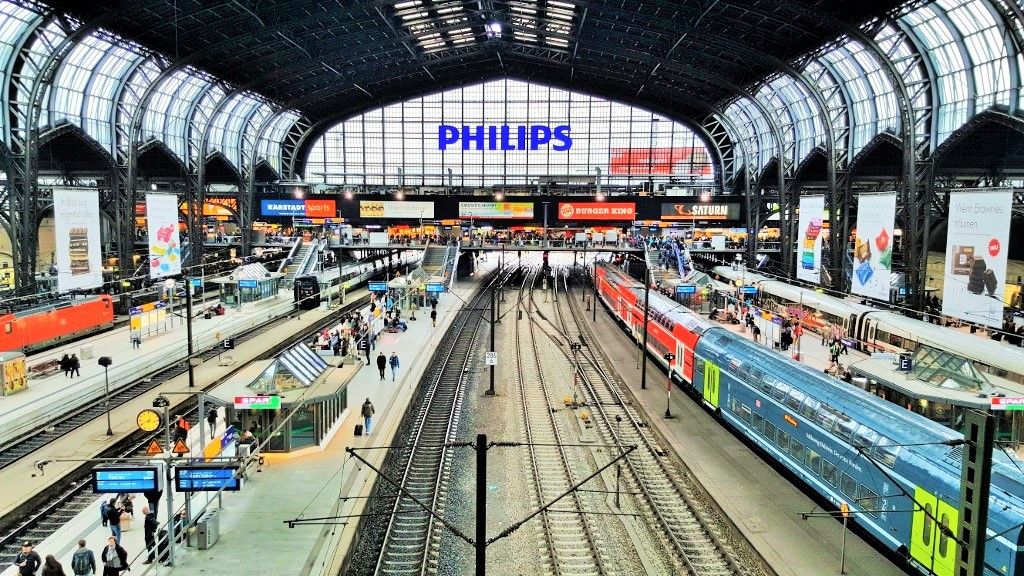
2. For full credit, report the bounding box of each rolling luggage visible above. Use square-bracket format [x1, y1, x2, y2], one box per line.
[354, 424, 364, 437]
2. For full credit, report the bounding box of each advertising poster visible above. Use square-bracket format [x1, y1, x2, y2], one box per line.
[359, 200, 434, 219]
[458, 201, 534, 219]
[146, 194, 182, 279]
[941, 189, 1012, 328]
[795, 195, 825, 284]
[53, 188, 103, 292]
[850, 192, 897, 301]
[557, 202, 635, 221]
[260, 198, 336, 217]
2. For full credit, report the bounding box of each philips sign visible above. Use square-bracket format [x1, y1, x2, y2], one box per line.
[438, 124, 571, 151]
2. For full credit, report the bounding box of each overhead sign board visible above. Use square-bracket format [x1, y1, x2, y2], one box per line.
[93, 466, 163, 493]
[260, 199, 336, 217]
[458, 201, 534, 219]
[740, 285, 758, 295]
[238, 279, 258, 288]
[426, 282, 445, 294]
[660, 201, 741, 221]
[675, 284, 697, 295]
[175, 465, 242, 492]
[990, 397, 1024, 411]
[368, 281, 389, 292]
[233, 395, 282, 410]
[557, 202, 635, 221]
[359, 200, 435, 219]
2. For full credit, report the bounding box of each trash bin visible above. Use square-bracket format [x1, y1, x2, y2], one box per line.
[196, 510, 220, 550]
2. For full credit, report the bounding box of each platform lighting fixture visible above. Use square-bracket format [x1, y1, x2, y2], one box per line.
[485, 21, 502, 38]
[700, 192, 711, 202]
[292, 188, 304, 199]
[494, 192, 504, 201]
[344, 190, 354, 201]
[595, 193, 605, 202]
[150, 183, 158, 191]
[396, 191, 405, 201]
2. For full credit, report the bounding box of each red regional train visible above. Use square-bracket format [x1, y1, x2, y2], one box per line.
[594, 261, 711, 382]
[0, 295, 115, 353]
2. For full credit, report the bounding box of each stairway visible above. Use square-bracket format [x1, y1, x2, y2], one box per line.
[283, 241, 315, 287]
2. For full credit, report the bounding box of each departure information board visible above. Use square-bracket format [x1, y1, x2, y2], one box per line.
[175, 466, 242, 492]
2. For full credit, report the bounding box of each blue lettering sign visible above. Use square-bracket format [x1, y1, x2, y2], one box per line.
[93, 467, 160, 493]
[426, 282, 445, 294]
[438, 124, 571, 151]
[175, 466, 242, 492]
[368, 281, 388, 292]
[239, 279, 258, 288]
[260, 199, 305, 216]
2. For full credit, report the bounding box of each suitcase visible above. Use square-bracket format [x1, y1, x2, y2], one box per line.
[157, 529, 170, 563]
[354, 424, 364, 437]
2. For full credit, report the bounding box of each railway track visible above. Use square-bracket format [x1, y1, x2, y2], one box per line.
[515, 268, 609, 576]
[370, 272, 500, 575]
[551, 270, 754, 576]
[0, 290, 376, 564]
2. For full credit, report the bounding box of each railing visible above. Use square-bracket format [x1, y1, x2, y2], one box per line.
[277, 238, 303, 274]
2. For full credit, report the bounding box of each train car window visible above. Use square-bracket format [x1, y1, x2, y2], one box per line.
[785, 389, 806, 411]
[748, 367, 764, 387]
[739, 404, 752, 424]
[834, 418, 858, 442]
[770, 382, 790, 402]
[777, 430, 790, 453]
[752, 412, 765, 433]
[4, 322, 10, 334]
[922, 503, 934, 547]
[821, 460, 839, 486]
[760, 374, 777, 394]
[790, 440, 805, 463]
[800, 397, 821, 420]
[873, 438, 900, 468]
[853, 426, 878, 450]
[806, 449, 822, 476]
[937, 511, 951, 557]
[857, 485, 880, 517]
[764, 422, 778, 443]
[815, 406, 839, 431]
[840, 473, 858, 498]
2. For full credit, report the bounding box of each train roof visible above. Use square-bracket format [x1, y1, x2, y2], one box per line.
[864, 310, 1024, 371]
[1, 294, 110, 318]
[646, 285, 714, 335]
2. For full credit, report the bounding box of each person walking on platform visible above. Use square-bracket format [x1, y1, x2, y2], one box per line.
[99, 537, 128, 576]
[389, 352, 400, 381]
[430, 308, 437, 327]
[41, 556, 65, 576]
[130, 330, 141, 350]
[361, 398, 375, 436]
[142, 506, 158, 564]
[70, 540, 95, 576]
[60, 354, 71, 379]
[752, 323, 761, 343]
[70, 354, 81, 378]
[376, 352, 387, 381]
[105, 499, 123, 543]
[206, 407, 218, 440]
[13, 542, 41, 576]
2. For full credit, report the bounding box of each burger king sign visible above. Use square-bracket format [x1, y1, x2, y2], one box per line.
[557, 202, 635, 221]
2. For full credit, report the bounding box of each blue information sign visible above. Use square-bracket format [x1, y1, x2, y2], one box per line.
[740, 285, 758, 295]
[239, 279, 258, 289]
[93, 467, 160, 493]
[368, 281, 388, 292]
[175, 466, 242, 492]
[425, 283, 445, 294]
[675, 284, 696, 295]
[189, 278, 203, 288]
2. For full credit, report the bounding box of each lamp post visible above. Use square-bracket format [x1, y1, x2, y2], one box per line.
[185, 277, 196, 387]
[98, 356, 113, 436]
[663, 352, 676, 419]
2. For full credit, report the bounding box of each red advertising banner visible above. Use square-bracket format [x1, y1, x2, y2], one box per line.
[558, 202, 635, 220]
[609, 147, 713, 176]
[304, 199, 336, 217]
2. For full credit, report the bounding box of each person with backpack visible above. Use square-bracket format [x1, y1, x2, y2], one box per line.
[13, 542, 41, 576]
[361, 398, 375, 436]
[99, 537, 128, 576]
[99, 500, 109, 528]
[142, 506, 158, 564]
[71, 540, 96, 576]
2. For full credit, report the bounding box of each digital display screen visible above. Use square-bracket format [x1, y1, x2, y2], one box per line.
[175, 466, 242, 492]
[93, 467, 160, 493]
[426, 283, 445, 294]
[675, 284, 696, 295]
[368, 282, 388, 292]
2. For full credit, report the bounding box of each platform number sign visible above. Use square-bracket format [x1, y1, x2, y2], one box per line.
[701, 359, 720, 409]
[909, 486, 958, 576]
[485, 351, 498, 366]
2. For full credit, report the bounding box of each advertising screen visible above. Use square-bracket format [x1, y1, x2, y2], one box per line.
[146, 194, 182, 279]
[557, 202, 635, 221]
[260, 199, 337, 217]
[458, 202, 534, 219]
[796, 196, 825, 284]
[850, 192, 897, 301]
[359, 200, 435, 219]
[53, 188, 103, 292]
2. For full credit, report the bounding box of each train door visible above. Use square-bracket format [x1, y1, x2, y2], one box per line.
[909, 487, 958, 576]
[676, 341, 687, 383]
[701, 358, 721, 409]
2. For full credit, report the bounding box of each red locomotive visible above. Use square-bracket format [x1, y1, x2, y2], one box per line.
[0, 295, 115, 353]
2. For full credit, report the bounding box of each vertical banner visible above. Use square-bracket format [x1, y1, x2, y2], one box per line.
[146, 194, 182, 278]
[53, 188, 103, 292]
[851, 192, 897, 301]
[942, 189, 1012, 328]
[796, 195, 825, 284]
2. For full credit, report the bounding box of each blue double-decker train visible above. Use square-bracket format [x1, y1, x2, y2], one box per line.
[596, 262, 1024, 576]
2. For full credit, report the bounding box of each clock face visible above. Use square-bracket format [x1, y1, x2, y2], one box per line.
[137, 409, 161, 432]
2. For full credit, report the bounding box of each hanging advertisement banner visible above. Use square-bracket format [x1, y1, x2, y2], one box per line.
[359, 200, 435, 219]
[146, 194, 182, 279]
[458, 201, 534, 219]
[53, 188, 103, 292]
[941, 189, 1012, 328]
[795, 195, 825, 284]
[850, 192, 897, 301]
[557, 202, 635, 221]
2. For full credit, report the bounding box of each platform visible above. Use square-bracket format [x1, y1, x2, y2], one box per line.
[578, 288, 901, 576]
[0, 287, 372, 524]
[0, 293, 297, 445]
[121, 275, 480, 576]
